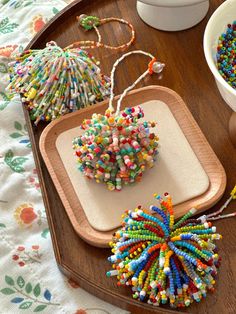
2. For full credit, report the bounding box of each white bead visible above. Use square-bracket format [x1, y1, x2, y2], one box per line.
[78, 14, 87, 23]
[89, 95, 96, 102]
[150, 280, 157, 289]
[152, 62, 165, 74]
[159, 257, 165, 268]
[137, 210, 143, 215]
[190, 207, 197, 215]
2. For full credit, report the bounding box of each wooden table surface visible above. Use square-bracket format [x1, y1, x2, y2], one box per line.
[25, 0, 236, 313]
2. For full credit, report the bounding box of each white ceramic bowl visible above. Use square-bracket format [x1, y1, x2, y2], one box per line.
[137, 0, 209, 31]
[204, 0, 236, 112]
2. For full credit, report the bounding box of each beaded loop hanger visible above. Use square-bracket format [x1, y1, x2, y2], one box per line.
[107, 50, 165, 115]
[72, 50, 165, 191]
[7, 14, 136, 125]
[66, 15, 135, 50]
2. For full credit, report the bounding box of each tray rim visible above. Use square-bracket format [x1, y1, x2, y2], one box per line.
[39, 85, 227, 247]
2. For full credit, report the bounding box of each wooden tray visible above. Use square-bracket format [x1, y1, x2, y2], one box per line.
[24, 0, 236, 313]
[39, 86, 225, 247]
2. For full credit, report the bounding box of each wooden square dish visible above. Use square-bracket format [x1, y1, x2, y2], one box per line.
[39, 86, 226, 247]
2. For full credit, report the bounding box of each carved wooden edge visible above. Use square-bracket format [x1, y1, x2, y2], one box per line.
[39, 85, 226, 248]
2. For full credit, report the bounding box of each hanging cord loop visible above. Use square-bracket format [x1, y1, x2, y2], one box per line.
[198, 185, 236, 222]
[65, 15, 135, 50]
[107, 50, 165, 115]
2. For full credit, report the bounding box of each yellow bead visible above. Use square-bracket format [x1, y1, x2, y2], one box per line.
[28, 87, 37, 99]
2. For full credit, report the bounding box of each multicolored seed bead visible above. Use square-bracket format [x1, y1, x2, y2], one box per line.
[107, 193, 222, 307]
[72, 106, 159, 191]
[216, 21, 236, 89]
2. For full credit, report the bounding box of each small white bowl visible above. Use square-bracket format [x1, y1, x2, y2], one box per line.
[204, 0, 236, 112]
[137, 0, 209, 31]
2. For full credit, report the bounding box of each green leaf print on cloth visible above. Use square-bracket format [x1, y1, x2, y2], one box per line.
[0, 102, 8, 111]
[4, 149, 28, 173]
[1, 0, 10, 5]
[41, 228, 50, 239]
[0, 62, 8, 73]
[2, 0, 36, 9]
[0, 92, 13, 102]
[0, 92, 14, 111]
[9, 121, 31, 147]
[52, 7, 59, 15]
[0, 17, 19, 34]
[0, 275, 60, 312]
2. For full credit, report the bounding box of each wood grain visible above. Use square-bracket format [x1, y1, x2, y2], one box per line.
[229, 112, 236, 147]
[24, 0, 236, 313]
[39, 86, 226, 247]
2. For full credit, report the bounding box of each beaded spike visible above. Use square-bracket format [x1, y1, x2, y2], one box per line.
[72, 106, 159, 191]
[107, 193, 222, 308]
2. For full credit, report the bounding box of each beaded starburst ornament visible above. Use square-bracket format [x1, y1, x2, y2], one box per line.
[106, 193, 223, 308]
[72, 51, 165, 191]
[7, 15, 135, 125]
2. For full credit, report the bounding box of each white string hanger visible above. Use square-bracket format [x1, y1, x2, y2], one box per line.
[107, 50, 165, 115]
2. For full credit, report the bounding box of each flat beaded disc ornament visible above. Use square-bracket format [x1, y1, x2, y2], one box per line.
[7, 15, 135, 125]
[107, 193, 222, 308]
[72, 51, 165, 191]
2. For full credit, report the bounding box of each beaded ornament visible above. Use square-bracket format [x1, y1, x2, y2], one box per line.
[106, 193, 223, 308]
[7, 15, 135, 125]
[72, 51, 165, 191]
[216, 21, 236, 90]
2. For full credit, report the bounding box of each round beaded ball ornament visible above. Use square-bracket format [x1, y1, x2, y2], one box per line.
[106, 193, 222, 308]
[7, 15, 135, 125]
[72, 51, 165, 191]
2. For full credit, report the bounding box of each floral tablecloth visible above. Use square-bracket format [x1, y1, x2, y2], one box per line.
[0, 1, 127, 313]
